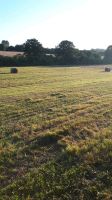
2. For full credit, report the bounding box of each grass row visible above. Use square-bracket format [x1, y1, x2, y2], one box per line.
[0, 66, 112, 199]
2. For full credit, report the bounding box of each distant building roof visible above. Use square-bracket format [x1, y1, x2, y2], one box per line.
[46, 53, 55, 57]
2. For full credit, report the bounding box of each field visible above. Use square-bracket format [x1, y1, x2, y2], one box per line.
[0, 51, 23, 57]
[0, 66, 112, 199]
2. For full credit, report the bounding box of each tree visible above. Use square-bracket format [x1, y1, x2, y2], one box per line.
[104, 45, 112, 64]
[7, 44, 24, 52]
[24, 39, 43, 57]
[24, 39, 44, 65]
[1, 40, 9, 50]
[55, 40, 76, 64]
[7, 46, 15, 51]
[0, 44, 4, 50]
[14, 44, 24, 52]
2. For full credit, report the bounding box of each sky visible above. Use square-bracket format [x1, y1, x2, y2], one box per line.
[0, 0, 112, 49]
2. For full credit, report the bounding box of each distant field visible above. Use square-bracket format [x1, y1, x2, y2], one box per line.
[0, 66, 112, 199]
[0, 51, 23, 57]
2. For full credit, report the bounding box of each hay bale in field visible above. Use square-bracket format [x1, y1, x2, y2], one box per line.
[10, 68, 18, 74]
[105, 67, 111, 72]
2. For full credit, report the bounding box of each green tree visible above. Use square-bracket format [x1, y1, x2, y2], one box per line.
[24, 39, 44, 65]
[0, 44, 4, 50]
[24, 39, 43, 57]
[1, 40, 9, 50]
[55, 40, 76, 64]
[104, 45, 112, 64]
[15, 44, 24, 52]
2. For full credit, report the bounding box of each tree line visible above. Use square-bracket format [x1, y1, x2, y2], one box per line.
[0, 39, 112, 66]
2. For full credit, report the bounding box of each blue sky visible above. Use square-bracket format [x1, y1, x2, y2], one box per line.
[0, 0, 112, 49]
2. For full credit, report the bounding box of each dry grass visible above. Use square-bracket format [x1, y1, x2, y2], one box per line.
[0, 51, 23, 57]
[0, 66, 112, 199]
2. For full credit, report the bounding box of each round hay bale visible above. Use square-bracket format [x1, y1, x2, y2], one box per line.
[105, 67, 111, 72]
[10, 68, 18, 74]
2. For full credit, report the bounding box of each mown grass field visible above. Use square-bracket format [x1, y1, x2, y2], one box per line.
[0, 66, 112, 199]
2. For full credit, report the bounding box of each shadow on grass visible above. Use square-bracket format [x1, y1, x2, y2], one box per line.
[0, 72, 10, 74]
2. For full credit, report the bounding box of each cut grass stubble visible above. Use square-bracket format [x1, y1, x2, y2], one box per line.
[0, 66, 112, 199]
